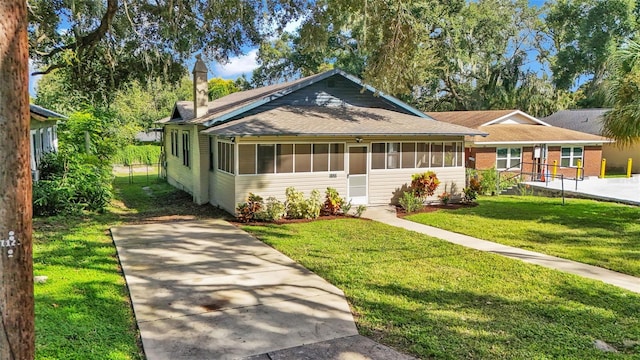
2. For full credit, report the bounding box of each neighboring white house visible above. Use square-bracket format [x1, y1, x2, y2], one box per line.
[159, 58, 485, 214]
[30, 104, 64, 181]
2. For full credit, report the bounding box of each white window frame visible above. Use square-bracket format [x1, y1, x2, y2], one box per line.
[236, 142, 346, 176]
[496, 147, 522, 170]
[217, 141, 235, 174]
[182, 131, 190, 167]
[560, 146, 583, 168]
[371, 141, 464, 170]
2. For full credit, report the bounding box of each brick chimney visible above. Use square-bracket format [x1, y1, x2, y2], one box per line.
[192, 54, 208, 118]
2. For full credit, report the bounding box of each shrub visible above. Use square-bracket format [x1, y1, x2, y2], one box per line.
[439, 191, 451, 205]
[305, 189, 322, 219]
[479, 168, 498, 195]
[322, 187, 344, 216]
[355, 205, 367, 218]
[399, 191, 423, 213]
[341, 200, 352, 215]
[257, 197, 286, 222]
[33, 152, 113, 216]
[285, 187, 306, 219]
[112, 145, 161, 165]
[410, 171, 440, 199]
[462, 187, 478, 203]
[236, 193, 264, 222]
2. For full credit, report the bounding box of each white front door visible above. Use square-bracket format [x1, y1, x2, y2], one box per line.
[348, 145, 368, 204]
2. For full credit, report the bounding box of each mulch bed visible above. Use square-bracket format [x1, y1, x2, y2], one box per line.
[396, 202, 478, 218]
[229, 214, 370, 227]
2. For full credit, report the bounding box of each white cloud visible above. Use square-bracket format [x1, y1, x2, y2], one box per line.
[213, 49, 259, 79]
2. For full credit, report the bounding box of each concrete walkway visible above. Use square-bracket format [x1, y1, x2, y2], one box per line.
[363, 206, 640, 294]
[526, 175, 640, 205]
[111, 220, 413, 360]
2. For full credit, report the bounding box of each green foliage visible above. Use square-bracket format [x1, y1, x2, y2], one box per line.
[285, 187, 307, 219]
[410, 171, 441, 199]
[112, 145, 162, 166]
[438, 191, 451, 205]
[306, 189, 322, 219]
[285, 187, 322, 219]
[208, 78, 240, 100]
[463, 177, 481, 203]
[341, 200, 352, 215]
[57, 108, 126, 163]
[322, 187, 345, 216]
[603, 39, 640, 146]
[354, 205, 366, 218]
[398, 191, 423, 213]
[236, 193, 264, 222]
[257, 197, 286, 222]
[33, 152, 113, 216]
[478, 168, 498, 195]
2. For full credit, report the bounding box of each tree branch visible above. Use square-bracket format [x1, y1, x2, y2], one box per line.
[31, 63, 65, 76]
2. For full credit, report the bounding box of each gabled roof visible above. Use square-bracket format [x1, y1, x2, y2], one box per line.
[542, 109, 610, 136]
[426, 110, 550, 128]
[202, 106, 485, 137]
[169, 69, 431, 126]
[471, 124, 612, 145]
[30, 104, 66, 121]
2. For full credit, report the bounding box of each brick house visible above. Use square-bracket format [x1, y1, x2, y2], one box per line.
[426, 110, 612, 178]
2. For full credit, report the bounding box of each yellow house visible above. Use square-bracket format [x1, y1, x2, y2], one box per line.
[543, 109, 640, 174]
[159, 59, 484, 214]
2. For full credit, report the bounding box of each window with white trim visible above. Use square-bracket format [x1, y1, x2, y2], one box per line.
[372, 142, 463, 169]
[182, 131, 190, 167]
[496, 147, 521, 170]
[217, 141, 235, 174]
[561, 147, 583, 167]
[237, 143, 344, 175]
[169, 130, 178, 156]
[209, 137, 214, 171]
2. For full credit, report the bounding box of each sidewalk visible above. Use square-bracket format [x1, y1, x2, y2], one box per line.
[363, 206, 640, 294]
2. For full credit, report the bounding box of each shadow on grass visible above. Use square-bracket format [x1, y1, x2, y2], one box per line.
[354, 281, 640, 359]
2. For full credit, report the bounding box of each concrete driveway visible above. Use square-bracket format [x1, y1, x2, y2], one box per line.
[111, 220, 358, 360]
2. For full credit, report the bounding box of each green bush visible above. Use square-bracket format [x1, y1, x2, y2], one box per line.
[285, 187, 306, 219]
[479, 168, 498, 195]
[355, 205, 367, 218]
[112, 145, 161, 166]
[33, 152, 113, 216]
[285, 187, 322, 219]
[257, 197, 286, 222]
[399, 191, 423, 213]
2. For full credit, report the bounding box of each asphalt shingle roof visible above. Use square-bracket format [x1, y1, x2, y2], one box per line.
[203, 106, 485, 137]
[426, 110, 517, 128]
[542, 109, 610, 135]
[472, 124, 611, 144]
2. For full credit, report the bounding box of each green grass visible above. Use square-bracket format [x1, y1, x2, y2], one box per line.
[33, 175, 228, 359]
[405, 196, 640, 277]
[243, 219, 640, 359]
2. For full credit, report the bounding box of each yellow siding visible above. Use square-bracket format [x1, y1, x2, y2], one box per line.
[603, 143, 640, 174]
[234, 173, 347, 211]
[164, 124, 208, 203]
[368, 167, 465, 205]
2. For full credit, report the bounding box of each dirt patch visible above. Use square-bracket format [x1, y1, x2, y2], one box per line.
[396, 202, 478, 218]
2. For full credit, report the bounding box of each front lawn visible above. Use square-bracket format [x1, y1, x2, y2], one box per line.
[33, 175, 226, 359]
[405, 196, 640, 277]
[244, 219, 640, 359]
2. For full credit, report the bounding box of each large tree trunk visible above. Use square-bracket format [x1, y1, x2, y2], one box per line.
[0, 0, 35, 359]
